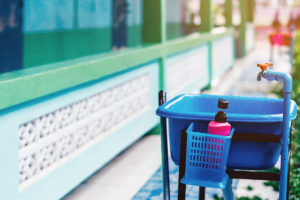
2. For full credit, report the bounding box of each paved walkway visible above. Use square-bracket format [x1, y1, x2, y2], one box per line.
[63, 135, 161, 200]
[63, 41, 291, 200]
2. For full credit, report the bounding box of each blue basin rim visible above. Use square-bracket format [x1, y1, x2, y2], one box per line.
[156, 94, 298, 123]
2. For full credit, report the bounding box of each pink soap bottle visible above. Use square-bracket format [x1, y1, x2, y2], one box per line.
[208, 98, 231, 136]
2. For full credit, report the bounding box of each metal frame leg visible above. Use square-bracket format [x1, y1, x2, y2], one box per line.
[287, 149, 291, 200]
[280, 142, 290, 200]
[159, 91, 170, 200]
[199, 187, 205, 200]
[287, 125, 294, 199]
[279, 92, 292, 200]
[222, 178, 235, 200]
[178, 130, 188, 200]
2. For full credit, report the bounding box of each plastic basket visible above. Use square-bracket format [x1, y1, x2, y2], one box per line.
[156, 94, 298, 170]
[181, 123, 235, 188]
[269, 32, 283, 46]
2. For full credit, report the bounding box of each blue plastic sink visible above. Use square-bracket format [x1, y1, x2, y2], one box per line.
[156, 94, 298, 170]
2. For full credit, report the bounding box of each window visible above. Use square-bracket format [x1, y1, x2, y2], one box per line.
[182, 0, 201, 34]
[166, 0, 201, 40]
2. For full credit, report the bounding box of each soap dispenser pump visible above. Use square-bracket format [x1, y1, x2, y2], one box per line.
[208, 98, 231, 136]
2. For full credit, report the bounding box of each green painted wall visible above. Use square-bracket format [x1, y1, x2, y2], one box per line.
[24, 28, 111, 68]
[127, 25, 142, 47]
[24, 25, 144, 68]
[166, 23, 182, 40]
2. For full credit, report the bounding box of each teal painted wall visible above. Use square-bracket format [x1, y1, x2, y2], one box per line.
[24, 28, 111, 68]
[23, 0, 143, 68]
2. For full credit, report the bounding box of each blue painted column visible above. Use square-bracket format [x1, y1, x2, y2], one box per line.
[0, 0, 23, 73]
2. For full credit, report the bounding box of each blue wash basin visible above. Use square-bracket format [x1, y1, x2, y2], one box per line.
[156, 94, 298, 170]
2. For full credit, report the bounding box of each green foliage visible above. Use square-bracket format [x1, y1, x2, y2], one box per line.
[263, 179, 279, 192]
[246, 186, 253, 191]
[213, 194, 263, 200]
[236, 196, 263, 200]
[289, 168, 300, 199]
[287, 31, 300, 199]
[213, 194, 224, 200]
[263, 168, 280, 192]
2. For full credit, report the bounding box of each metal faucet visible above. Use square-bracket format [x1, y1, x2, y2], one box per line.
[257, 71, 264, 81]
[256, 62, 292, 93]
[257, 62, 273, 81]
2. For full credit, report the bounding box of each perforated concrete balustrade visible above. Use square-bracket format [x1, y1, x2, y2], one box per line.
[166, 46, 210, 98]
[18, 74, 151, 187]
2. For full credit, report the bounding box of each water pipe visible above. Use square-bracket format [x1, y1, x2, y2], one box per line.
[257, 62, 292, 200]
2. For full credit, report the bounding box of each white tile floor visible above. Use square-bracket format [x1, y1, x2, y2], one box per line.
[235, 180, 278, 199]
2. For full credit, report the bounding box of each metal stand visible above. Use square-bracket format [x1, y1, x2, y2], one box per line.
[159, 90, 170, 200]
[177, 130, 187, 200]
[159, 68, 293, 200]
[176, 127, 289, 200]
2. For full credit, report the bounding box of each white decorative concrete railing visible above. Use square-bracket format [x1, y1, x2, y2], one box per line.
[212, 35, 234, 80]
[0, 62, 159, 200]
[166, 45, 210, 98]
[246, 23, 255, 52]
[19, 75, 150, 188]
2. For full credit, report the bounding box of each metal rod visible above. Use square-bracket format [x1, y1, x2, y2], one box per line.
[279, 92, 292, 200]
[159, 90, 170, 200]
[287, 149, 291, 200]
[232, 132, 281, 143]
[199, 187, 205, 200]
[178, 130, 187, 200]
[226, 170, 280, 181]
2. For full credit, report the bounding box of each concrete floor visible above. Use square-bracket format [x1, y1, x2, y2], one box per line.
[63, 135, 161, 200]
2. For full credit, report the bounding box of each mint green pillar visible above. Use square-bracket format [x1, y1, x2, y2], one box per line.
[225, 0, 233, 27]
[239, 0, 247, 57]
